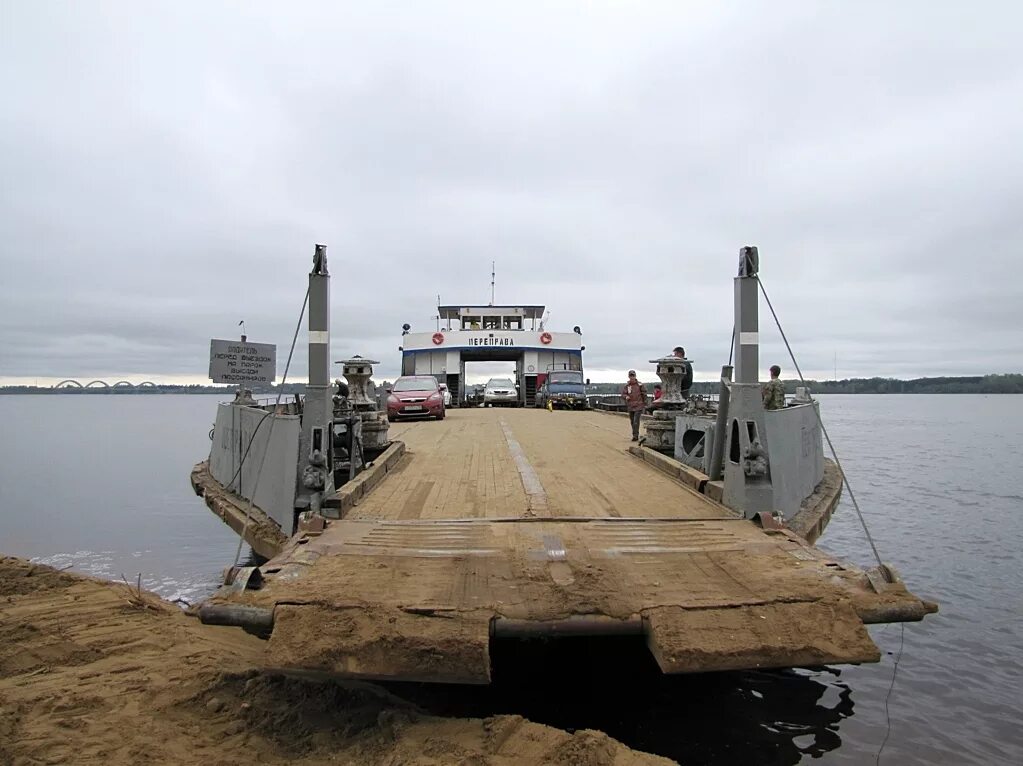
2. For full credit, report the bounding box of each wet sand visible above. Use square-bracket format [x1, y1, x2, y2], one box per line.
[0, 555, 672, 765]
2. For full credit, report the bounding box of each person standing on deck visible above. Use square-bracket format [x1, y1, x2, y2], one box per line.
[621, 370, 648, 442]
[763, 365, 786, 410]
[672, 346, 694, 399]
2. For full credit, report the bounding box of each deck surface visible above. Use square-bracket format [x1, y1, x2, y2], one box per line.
[210, 408, 931, 683]
[367, 408, 725, 520]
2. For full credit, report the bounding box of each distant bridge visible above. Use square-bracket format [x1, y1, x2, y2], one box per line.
[53, 380, 158, 389]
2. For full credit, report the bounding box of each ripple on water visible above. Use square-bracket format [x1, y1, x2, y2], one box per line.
[31, 549, 225, 606]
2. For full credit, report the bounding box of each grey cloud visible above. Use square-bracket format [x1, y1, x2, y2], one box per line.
[1, 2, 1021, 385]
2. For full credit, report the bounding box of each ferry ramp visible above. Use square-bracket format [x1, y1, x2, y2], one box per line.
[206, 407, 934, 684]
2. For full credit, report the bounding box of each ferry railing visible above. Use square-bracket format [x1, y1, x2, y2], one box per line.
[252, 397, 302, 415]
[587, 394, 627, 412]
[586, 392, 720, 412]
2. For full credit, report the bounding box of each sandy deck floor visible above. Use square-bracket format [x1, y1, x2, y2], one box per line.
[374, 407, 724, 520]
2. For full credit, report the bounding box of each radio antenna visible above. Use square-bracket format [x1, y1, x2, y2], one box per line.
[490, 261, 496, 306]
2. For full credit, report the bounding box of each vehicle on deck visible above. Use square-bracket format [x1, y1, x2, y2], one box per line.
[464, 383, 486, 407]
[536, 369, 589, 410]
[439, 383, 451, 407]
[484, 377, 518, 407]
[387, 375, 445, 421]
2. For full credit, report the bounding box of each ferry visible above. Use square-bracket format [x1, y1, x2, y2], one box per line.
[400, 303, 583, 407]
[190, 244, 936, 684]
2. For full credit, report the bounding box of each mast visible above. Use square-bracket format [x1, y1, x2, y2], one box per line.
[490, 261, 495, 306]
[733, 248, 759, 385]
[722, 246, 775, 518]
[298, 244, 333, 513]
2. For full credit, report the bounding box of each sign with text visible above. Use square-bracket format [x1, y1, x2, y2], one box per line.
[403, 329, 581, 352]
[209, 339, 277, 384]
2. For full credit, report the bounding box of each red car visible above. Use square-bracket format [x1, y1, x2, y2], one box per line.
[387, 375, 446, 421]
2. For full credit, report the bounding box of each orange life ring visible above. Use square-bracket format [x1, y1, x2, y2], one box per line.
[432, 332, 444, 345]
[540, 332, 552, 345]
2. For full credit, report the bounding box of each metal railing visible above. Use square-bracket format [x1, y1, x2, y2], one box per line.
[587, 394, 628, 411]
[587, 392, 721, 412]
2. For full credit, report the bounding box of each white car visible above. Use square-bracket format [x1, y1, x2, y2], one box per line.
[484, 378, 518, 407]
[438, 383, 452, 407]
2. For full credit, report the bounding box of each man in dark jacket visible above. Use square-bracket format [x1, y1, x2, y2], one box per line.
[672, 346, 694, 399]
[621, 370, 648, 441]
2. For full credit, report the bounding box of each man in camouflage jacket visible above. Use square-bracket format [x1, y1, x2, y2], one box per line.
[762, 365, 786, 410]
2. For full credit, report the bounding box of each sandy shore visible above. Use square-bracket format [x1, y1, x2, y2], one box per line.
[0, 556, 672, 765]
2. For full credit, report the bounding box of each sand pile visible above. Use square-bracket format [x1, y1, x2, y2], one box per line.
[0, 556, 672, 765]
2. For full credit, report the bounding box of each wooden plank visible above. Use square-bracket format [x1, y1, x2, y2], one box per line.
[359, 409, 723, 522]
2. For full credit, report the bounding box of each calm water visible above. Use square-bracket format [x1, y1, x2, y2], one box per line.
[0, 393, 1020, 765]
[0, 394, 237, 602]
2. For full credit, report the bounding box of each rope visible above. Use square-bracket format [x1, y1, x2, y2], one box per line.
[756, 277, 886, 572]
[728, 325, 735, 366]
[229, 286, 310, 571]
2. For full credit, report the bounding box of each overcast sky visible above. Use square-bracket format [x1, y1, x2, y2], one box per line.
[2, 1, 1021, 386]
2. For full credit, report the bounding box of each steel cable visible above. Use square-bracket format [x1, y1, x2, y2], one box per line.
[229, 285, 311, 571]
[759, 276, 909, 761]
[756, 277, 886, 572]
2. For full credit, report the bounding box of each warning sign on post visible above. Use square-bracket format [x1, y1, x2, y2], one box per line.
[208, 339, 277, 384]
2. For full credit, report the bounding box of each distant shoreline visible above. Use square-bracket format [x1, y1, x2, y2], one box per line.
[591, 374, 1023, 395]
[2, 374, 1021, 395]
[0, 384, 296, 396]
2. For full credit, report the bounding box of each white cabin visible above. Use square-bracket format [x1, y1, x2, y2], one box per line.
[400, 304, 583, 406]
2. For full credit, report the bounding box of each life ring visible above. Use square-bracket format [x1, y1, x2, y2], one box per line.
[540, 332, 552, 345]
[432, 332, 444, 345]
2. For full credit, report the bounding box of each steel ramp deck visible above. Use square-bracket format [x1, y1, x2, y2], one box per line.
[200, 410, 935, 684]
[209, 516, 923, 683]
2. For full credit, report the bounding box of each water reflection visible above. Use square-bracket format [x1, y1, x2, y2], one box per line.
[386, 637, 857, 765]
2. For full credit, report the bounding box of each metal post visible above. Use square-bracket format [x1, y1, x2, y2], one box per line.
[708, 365, 732, 480]
[722, 246, 775, 518]
[734, 246, 759, 384]
[308, 245, 330, 390]
[299, 244, 334, 510]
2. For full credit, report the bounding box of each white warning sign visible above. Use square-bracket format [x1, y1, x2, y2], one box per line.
[208, 339, 277, 384]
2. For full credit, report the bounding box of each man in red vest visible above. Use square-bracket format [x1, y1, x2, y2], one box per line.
[621, 370, 648, 442]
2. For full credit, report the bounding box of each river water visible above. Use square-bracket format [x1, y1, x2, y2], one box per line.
[0, 393, 1019, 765]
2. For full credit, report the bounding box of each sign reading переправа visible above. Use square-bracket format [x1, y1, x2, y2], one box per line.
[208, 339, 277, 384]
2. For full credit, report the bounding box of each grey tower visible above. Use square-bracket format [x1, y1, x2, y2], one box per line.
[721, 247, 776, 517]
[297, 244, 334, 514]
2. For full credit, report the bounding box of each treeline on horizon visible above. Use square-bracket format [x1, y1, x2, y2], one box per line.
[2, 374, 1022, 395]
[0, 382, 308, 395]
[587, 373, 1023, 395]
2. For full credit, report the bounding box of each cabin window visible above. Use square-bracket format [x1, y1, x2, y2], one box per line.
[503, 316, 522, 330]
[483, 316, 500, 329]
[462, 315, 481, 330]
